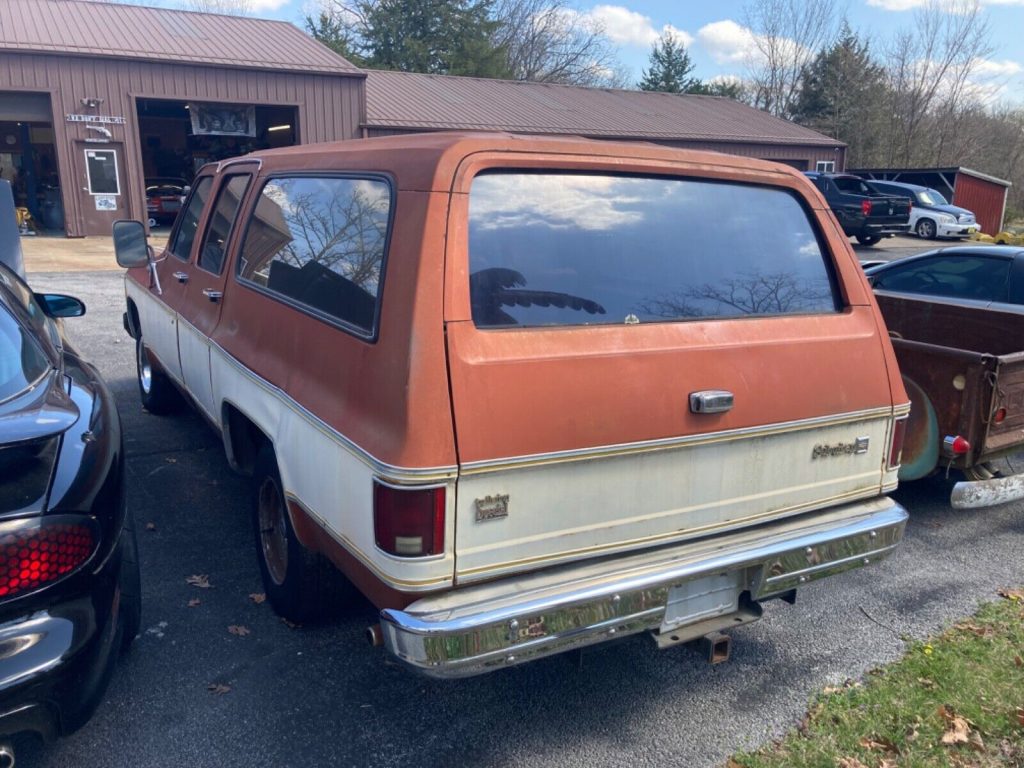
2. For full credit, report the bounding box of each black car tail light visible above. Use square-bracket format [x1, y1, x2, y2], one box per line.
[0, 515, 100, 600]
[0, 437, 58, 515]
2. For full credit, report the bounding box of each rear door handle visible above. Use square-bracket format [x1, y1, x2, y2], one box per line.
[689, 390, 734, 414]
[202, 288, 223, 303]
[173, 271, 188, 283]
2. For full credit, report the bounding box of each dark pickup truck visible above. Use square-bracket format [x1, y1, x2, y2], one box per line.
[805, 172, 911, 246]
[873, 292, 1024, 508]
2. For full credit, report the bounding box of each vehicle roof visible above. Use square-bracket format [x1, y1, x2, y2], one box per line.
[234, 131, 817, 193]
[864, 246, 1024, 274]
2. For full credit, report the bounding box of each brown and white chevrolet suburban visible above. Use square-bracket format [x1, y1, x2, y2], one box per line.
[113, 133, 910, 677]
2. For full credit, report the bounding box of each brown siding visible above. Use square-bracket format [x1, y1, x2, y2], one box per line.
[953, 174, 1007, 235]
[0, 51, 363, 236]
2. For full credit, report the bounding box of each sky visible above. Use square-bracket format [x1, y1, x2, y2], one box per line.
[232, 0, 1024, 102]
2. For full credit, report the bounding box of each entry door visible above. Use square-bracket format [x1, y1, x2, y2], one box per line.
[176, 167, 256, 423]
[75, 143, 125, 235]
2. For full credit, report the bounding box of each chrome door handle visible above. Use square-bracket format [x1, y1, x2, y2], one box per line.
[173, 271, 189, 283]
[202, 288, 223, 303]
[689, 390, 734, 414]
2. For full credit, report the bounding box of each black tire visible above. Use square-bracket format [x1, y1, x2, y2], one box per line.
[136, 336, 178, 414]
[855, 235, 881, 246]
[119, 508, 142, 655]
[251, 442, 356, 623]
[916, 218, 937, 239]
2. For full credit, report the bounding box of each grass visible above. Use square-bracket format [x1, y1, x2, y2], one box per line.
[730, 590, 1024, 768]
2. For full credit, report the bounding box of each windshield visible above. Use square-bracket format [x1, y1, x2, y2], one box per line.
[0, 304, 52, 403]
[917, 188, 948, 206]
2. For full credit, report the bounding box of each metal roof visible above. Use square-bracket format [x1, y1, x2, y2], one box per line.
[0, 0, 362, 75]
[364, 70, 842, 146]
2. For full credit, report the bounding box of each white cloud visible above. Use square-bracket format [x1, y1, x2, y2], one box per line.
[696, 20, 758, 64]
[584, 5, 692, 48]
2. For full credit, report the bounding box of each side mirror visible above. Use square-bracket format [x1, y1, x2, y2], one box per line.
[36, 293, 86, 318]
[113, 220, 150, 268]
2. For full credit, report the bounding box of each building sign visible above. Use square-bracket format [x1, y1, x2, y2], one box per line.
[66, 114, 126, 125]
[189, 103, 256, 137]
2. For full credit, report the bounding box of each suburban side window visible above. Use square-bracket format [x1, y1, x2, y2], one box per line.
[874, 256, 1011, 302]
[468, 172, 839, 328]
[197, 174, 252, 275]
[236, 176, 392, 336]
[170, 177, 213, 262]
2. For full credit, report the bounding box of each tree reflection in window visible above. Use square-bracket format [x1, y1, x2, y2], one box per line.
[238, 177, 391, 334]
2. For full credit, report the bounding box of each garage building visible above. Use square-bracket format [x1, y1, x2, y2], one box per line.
[0, 0, 364, 236]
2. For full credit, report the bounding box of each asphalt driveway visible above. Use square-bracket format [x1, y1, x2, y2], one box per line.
[16, 269, 1024, 768]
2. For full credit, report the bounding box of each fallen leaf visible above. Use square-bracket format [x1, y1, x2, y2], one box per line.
[207, 683, 231, 695]
[145, 522, 157, 531]
[859, 735, 900, 756]
[837, 757, 869, 768]
[186, 574, 212, 589]
[227, 624, 251, 637]
[998, 588, 1024, 602]
[187, 598, 201, 608]
[248, 593, 266, 604]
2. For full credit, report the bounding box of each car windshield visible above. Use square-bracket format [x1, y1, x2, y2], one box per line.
[917, 189, 948, 206]
[0, 303, 52, 403]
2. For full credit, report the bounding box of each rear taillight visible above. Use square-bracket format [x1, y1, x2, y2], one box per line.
[888, 416, 907, 470]
[0, 516, 99, 599]
[373, 481, 445, 557]
[861, 199, 873, 217]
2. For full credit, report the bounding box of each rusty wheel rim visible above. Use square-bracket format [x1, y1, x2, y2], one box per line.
[258, 477, 288, 586]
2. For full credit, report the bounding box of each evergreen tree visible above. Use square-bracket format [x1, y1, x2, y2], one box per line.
[638, 33, 700, 93]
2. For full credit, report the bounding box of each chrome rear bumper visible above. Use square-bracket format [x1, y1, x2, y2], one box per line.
[380, 497, 908, 678]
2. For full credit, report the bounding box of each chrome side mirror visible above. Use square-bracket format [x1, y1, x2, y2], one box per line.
[112, 220, 150, 268]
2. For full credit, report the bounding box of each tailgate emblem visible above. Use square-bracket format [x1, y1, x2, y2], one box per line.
[475, 494, 510, 522]
[812, 437, 869, 460]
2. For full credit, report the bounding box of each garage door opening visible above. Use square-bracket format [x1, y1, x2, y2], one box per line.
[136, 98, 297, 230]
[0, 92, 63, 234]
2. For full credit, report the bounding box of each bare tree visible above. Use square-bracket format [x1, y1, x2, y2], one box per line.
[490, 0, 622, 86]
[883, 0, 993, 166]
[742, 0, 840, 118]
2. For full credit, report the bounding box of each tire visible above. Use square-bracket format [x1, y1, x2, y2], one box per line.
[856, 235, 881, 246]
[251, 442, 356, 622]
[119, 508, 142, 655]
[136, 336, 178, 414]
[916, 218, 937, 239]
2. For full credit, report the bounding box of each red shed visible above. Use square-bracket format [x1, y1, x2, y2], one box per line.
[849, 167, 1011, 235]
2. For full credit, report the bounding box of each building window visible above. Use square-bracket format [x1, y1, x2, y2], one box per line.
[84, 149, 120, 195]
[815, 161, 836, 173]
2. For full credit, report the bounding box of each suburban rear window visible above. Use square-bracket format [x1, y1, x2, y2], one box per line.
[236, 176, 392, 338]
[468, 172, 840, 328]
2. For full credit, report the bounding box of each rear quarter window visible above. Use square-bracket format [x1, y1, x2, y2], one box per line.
[468, 172, 840, 328]
[236, 176, 392, 338]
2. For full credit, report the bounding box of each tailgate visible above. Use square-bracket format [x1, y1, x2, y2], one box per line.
[983, 351, 1024, 456]
[446, 169, 899, 584]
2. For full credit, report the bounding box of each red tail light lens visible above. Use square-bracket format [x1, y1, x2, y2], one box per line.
[0, 516, 98, 599]
[888, 416, 907, 469]
[861, 199, 873, 217]
[373, 481, 445, 557]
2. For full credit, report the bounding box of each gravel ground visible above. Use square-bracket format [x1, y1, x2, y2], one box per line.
[13, 268, 1024, 768]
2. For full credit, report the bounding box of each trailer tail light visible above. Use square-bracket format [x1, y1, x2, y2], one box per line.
[861, 199, 873, 217]
[942, 435, 970, 458]
[373, 481, 445, 557]
[0, 516, 99, 600]
[888, 416, 907, 470]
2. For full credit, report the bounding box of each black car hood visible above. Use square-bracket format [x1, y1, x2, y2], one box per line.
[0, 369, 80, 444]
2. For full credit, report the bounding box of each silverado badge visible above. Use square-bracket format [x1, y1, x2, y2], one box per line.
[475, 494, 510, 522]
[812, 437, 869, 460]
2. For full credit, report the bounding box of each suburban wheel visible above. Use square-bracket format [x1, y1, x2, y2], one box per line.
[916, 218, 937, 239]
[119, 508, 142, 654]
[251, 442, 356, 622]
[856, 235, 881, 246]
[136, 336, 178, 414]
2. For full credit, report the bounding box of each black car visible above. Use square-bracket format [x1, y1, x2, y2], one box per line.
[863, 246, 1024, 313]
[0, 264, 140, 757]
